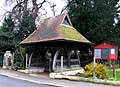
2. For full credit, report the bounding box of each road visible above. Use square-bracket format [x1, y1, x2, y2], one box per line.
[0, 75, 57, 87]
[0, 75, 119, 87]
[0, 68, 119, 87]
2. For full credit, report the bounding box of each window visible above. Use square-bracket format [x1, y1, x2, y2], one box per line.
[94, 49, 101, 58]
[110, 49, 116, 54]
[101, 49, 109, 58]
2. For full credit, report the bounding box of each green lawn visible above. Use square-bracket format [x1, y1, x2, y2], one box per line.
[108, 71, 120, 80]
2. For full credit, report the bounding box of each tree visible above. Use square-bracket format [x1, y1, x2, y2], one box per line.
[14, 8, 36, 41]
[110, 19, 120, 45]
[4, 0, 58, 41]
[0, 14, 15, 66]
[0, 14, 15, 51]
[66, 0, 119, 44]
[0, 12, 33, 69]
[5, 0, 57, 25]
[0, 0, 61, 69]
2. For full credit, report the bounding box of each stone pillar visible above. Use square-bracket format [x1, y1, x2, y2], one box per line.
[3, 51, 12, 69]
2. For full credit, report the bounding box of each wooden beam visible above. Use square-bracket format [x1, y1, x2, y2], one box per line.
[52, 48, 60, 71]
[27, 50, 35, 69]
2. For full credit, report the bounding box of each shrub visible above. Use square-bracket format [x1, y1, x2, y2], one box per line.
[84, 62, 108, 79]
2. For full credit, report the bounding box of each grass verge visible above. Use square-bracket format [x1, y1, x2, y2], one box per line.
[108, 71, 120, 80]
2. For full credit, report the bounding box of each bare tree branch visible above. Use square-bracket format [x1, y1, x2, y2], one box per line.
[47, 1, 56, 16]
[61, 6, 67, 14]
[4, 0, 61, 26]
[12, 1, 24, 13]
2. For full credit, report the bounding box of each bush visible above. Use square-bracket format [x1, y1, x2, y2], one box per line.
[84, 62, 108, 79]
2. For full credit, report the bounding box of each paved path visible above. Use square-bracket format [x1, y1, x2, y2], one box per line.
[0, 68, 119, 87]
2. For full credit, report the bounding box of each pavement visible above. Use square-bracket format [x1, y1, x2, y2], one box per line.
[0, 68, 119, 87]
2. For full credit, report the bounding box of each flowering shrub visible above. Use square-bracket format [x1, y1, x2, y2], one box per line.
[84, 62, 108, 79]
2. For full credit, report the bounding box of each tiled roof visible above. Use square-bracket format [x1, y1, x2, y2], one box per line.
[20, 13, 90, 45]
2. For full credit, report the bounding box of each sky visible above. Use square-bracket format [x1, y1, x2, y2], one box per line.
[43, 0, 67, 16]
[0, 0, 67, 25]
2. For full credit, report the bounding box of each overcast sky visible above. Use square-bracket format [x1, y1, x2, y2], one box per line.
[0, 0, 67, 25]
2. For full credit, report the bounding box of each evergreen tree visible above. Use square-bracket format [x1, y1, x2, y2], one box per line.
[0, 14, 15, 66]
[110, 20, 120, 45]
[12, 10, 36, 70]
[0, 1, 36, 68]
[14, 10, 36, 42]
[0, 12, 35, 68]
[0, 14, 15, 51]
[66, 0, 118, 44]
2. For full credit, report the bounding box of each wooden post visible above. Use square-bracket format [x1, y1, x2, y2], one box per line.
[96, 59, 98, 63]
[49, 58, 51, 72]
[75, 50, 81, 67]
[67, 52, 71, 68]
[93, 57, 96, 78]
[64, 47, 71, 68]
[26, 54, 28, 69]
[112, 60, 116, 80]
[61, 56, 63, 74]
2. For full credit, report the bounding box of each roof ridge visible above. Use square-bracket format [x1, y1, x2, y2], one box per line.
[60, 24, 74, 29]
